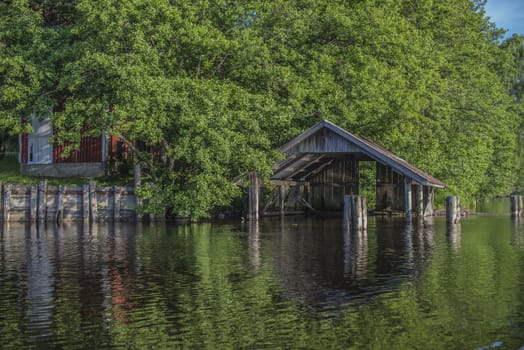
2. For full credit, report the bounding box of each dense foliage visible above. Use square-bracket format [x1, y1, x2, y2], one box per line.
[1, 0, 523, 216]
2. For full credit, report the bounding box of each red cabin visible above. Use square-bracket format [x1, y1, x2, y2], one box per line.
[19, 116, 123, 178]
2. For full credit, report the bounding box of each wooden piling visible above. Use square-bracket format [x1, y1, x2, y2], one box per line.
[361, 197, 367, 229]
[510, 195, 523, 217]
[343, 195, 367, 231]
[424, 187, 435, 217]
[446, 196, 460, 224]
[89, 181, 97, 222]
[415, 185, 423, 218]
[3, 184, 11, 222]
[404, 177, 413, 222]
[56, 185, 65, 223]
[343, 195, 351, 227]
[82, 184, 89, 222]
[279, 184, 286, 216]
[29, 185, 37, 221]
[248, 172, 259, 221]
[37, 180, 47, 221]
[134, 165, 142, 221]
[353, 195, 363, 231]
[113, 185, 121, 221]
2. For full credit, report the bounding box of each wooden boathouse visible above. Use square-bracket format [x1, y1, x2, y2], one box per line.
[247, 120, 445, 221]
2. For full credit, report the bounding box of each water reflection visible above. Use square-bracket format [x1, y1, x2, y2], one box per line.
[0, 213, 523, 349]
[514, 218, 523, 248]
[447, 223, 462, 251]
[26, 224, 54, 340]
[343, 228, 368, 278]
[248, 221, 261, 270]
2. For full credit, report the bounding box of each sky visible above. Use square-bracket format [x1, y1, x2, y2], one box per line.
[485, 0, 524, 37]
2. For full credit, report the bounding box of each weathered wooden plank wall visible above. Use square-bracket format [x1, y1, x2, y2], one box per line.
[309, 159, 359, 211]
[376, 163, 405, 212]
[0, 184, 137, 222]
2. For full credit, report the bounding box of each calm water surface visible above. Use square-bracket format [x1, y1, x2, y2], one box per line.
[0, 210, 523, 349]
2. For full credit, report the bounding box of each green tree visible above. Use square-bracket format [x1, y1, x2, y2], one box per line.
[1, 0, 522, 214]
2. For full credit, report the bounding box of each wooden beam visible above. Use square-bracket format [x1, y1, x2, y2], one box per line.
[299, 159, 334, 181]
[283, 154, 325, 180]
[271, 153, 310, 179]
[270, 180, 299, 186]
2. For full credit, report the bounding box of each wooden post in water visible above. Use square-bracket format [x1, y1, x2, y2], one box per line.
[3, 184, 10, 222]
[134, 164, 142, 221]
[82, 184, 89, 223]
[56, 185, 65, 223]
[361, 197, 367, 230]
[424, 187, 435, 217]
[510, 195, 523, 217]
[415, 184, 423, 218]
[29, 185, 37, 222]
[353, 195, 363, 231]
[248, 172, 259, 221]
[279, 184, 286, 216]
[89, 181, 97, 222]
[446, 196, 460, 224]
[37, 180, 47, 221]
[343, 195, 352, 227]
[404, 177, 413, 222]
[343, 195, 367, 231]
[113, 185, 121, 221]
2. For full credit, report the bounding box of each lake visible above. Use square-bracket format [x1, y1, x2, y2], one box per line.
[0, 205, 523, 349]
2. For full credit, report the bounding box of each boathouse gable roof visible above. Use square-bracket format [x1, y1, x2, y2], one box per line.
[273, 120, 445, 188]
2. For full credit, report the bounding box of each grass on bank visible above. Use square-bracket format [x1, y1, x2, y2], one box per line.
[0, 155, 133, 187]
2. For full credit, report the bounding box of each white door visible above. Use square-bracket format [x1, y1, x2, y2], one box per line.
[28, 116, 53, 164]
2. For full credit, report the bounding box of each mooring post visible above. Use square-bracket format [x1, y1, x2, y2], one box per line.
[82, 184, 89, 223]
[343, 195, 352, 227]
[510, 195, 523, 217]
[424, 187, 435, 217]
[361, 197, 367, 230]
[56, 185, 65, 223]
[415, 184, 423, 218]
[89, 181, 97, 222]
[279, 184, 286, 216]
[38, 180, 47, 221]
[446, 196, 461, 224]
[343, 195, 367, 231]
[29, 185, 37, 222]
[134, 164, 142, 221]
[352, 195, 363, 231]
[248, 172, 259, 221]
[113, 185, 121, 221]
[404, 177, 413, 222]
[3, 184, 11, 222]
